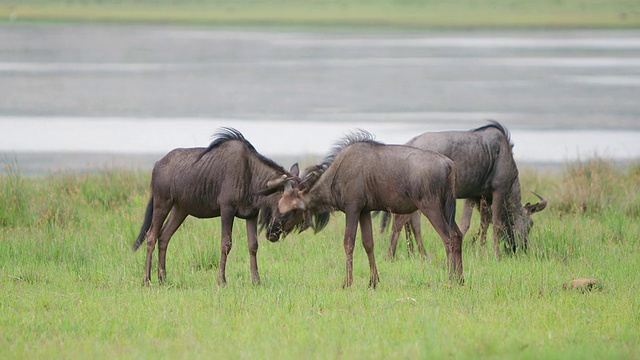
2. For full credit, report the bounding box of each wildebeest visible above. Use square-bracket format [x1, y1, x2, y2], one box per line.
[132, 127, 299, 286]
[384, 121, 547, 259]
[263, 130, 464, 287]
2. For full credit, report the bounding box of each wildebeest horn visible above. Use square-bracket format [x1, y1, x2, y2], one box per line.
[266, 174, 290, 189]
[255, 175, 294, 196]
[525, 191, 548, 214]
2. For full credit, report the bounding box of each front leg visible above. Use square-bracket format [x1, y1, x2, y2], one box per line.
[459, 199, 475, 239]
[342, 210, 359, 288]
[217, 207, 235, 286]
[478, 198, 491, 247]
[409, 211, 426, 257]
[359, 211, 379, 288]
[491, 192, 506, 259]
[387, 214, 405, 259]
[245, 217, 260, 285]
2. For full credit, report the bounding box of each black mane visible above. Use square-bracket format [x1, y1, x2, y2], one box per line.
[473, 120, 512, 147]
[321, 128, 382, 167]
[197, 127, 287, 173]
[299, 129, 381, 191]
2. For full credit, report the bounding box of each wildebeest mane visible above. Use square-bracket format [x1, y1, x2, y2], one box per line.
[295, 129, 380, 233]
[473, 120, 512, 147]
[196, 127, 287, 173]
[322, 128, 381, 167]
[299, 129, 381, 191]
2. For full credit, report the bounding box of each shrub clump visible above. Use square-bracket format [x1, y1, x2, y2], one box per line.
[555, 158, 639, 216]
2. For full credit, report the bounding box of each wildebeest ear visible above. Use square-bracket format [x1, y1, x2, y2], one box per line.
[525, 192, 548, 214]
[290, 163, 300, 177]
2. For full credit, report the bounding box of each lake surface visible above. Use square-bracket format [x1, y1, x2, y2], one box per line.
[1, 23, 639, 173]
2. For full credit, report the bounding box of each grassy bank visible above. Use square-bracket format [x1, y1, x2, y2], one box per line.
[1, 158, 639, 358]
[1, 0, 640, 28]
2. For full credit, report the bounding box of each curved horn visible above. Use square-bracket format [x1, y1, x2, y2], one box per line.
[525, 191, 548, 214]
[256, 175, 292, 196]
[266, 174, 289, 189]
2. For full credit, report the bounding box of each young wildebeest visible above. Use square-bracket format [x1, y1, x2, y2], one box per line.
[384, 121, 547, 259]
[263, 130, 464, 287]
[133, 128, 299, 286]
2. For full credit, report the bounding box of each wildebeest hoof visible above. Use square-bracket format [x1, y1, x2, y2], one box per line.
[562, 278, 602, 292]
[142, 278, 152, 287]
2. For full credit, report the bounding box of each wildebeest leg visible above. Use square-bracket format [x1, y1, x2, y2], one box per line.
[387, 213, 410, 259]
[342, 210, 359, 288]
[359, 211, 380, 288]
[478, 198, 491, 247]
[245, 216, 260, 285]
[218, 207, 235, 286]
[408, 211, 426, 257]
[157, 208, 188, 285]
[491, 192, 506, 259]
[143, 200, 171, 286]
[419, 205, 463, 284]
[459, 199, 475, 239]
[405, 223, 414, 255]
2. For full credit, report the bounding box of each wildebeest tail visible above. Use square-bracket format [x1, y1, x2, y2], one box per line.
[445, 192, 457, 228]
[133, 197, 153, 251]
[444, 169, 458, 228]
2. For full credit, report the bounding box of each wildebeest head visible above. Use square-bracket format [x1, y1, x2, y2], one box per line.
[266, 187, 310, 242]
[260, 164, 331, 239]
[505, 192, 548, 252]
[255, 163, 305, 242]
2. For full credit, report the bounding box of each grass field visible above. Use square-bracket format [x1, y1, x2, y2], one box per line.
[1, 158, 639, 358]
[1, 0, 640, 28]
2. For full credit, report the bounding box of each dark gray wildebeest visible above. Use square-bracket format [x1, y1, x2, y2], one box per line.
[384, 121, 547, 259]
[133, 128, 300, 286]
[261, 130, 464, 287]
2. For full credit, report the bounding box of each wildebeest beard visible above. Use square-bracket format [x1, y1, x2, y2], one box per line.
[262, 205, 313, 241]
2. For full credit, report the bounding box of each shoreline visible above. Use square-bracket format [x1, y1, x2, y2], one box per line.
[3, 151, 637, 176]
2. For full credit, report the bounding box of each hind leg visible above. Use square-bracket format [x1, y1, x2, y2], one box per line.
[143, 199, 171, 286]
[418, 204, 463, 284]
[359, 211, 379, 288]
[157, 208, 188, 284]
[387, 213, 410, 259]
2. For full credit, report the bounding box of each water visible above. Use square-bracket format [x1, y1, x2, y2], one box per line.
[1, 24, 639, 173]
[2, 117, 639, 162]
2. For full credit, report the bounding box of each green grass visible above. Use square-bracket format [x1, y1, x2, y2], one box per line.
[1, 158, 639, 358]
[1, 0, 640, 28]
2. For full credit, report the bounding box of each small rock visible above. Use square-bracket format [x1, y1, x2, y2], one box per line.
[563, 278, 602, 291]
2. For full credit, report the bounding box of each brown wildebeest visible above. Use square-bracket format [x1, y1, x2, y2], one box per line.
[384, 121, 547, 259]
[262, 130, 464, 287]
[132, 127, 300, 286]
